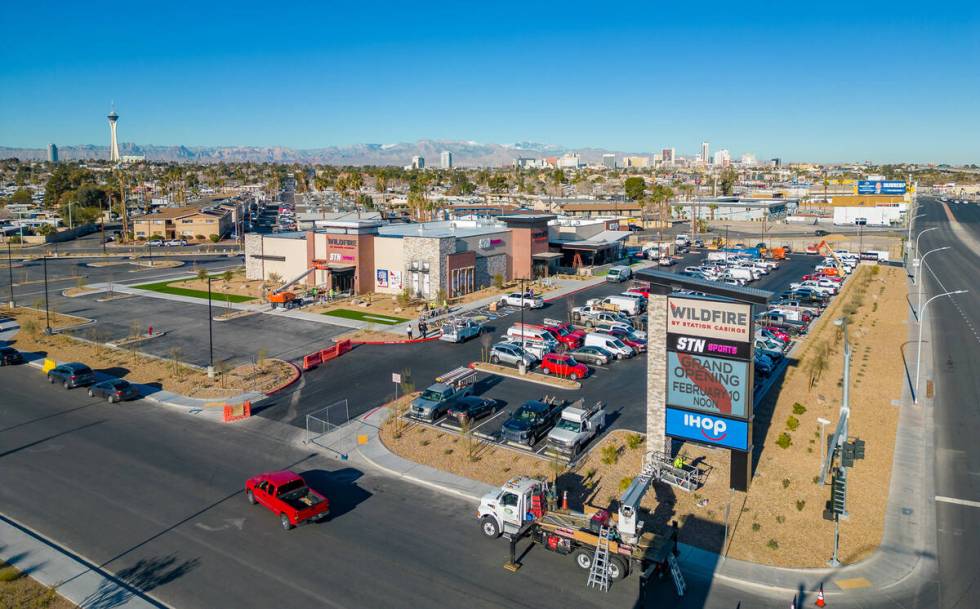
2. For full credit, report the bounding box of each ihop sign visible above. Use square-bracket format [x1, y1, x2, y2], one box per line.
[665, 408, 748, 451]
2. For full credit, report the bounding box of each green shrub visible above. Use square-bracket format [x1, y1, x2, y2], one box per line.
[767, 539, 779, 550]
[209, 234, 221, 243]
[781, 478, 791, 489]
[618, 477, 634, 492]
[626, 433, 644, 450]
[776, 433, 792, 449]
[493, 273, 504, 289]
[786, 416, 800, 431]
[751, 522, 761, 532]
[792, 402, 807, 415]
[796, 499, 806, 511]
[600, 444, 620, 465]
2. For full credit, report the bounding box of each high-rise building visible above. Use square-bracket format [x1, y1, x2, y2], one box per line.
[770, 158, 782, 168]
[107, 108, 120, 162]
[440, 150, 453, 169]
[411, 155, 425, 170]
[622, 156, 649, 168]
[602, 154, 616, 169]
[47, 143, 58, 163]
[713, 149, 731, 167]
[661, 148, 675, 165]
[701, 142, 710, 165]
[740, 153, 757, 166]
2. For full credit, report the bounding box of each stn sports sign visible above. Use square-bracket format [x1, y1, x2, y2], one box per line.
[667, 352, 749, 419]
[667, 332, 751, 361]
[667, 297, 752, 343]
[665, 408, 749, 451]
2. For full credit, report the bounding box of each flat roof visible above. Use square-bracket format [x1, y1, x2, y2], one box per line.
[378, 221, 507, 239]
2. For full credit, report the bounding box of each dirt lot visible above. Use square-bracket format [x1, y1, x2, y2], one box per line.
[5, 308, 295, 399]
[380, 264, 908, 567]
[0, 561, 76, 609]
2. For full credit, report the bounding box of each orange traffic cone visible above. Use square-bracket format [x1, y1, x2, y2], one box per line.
[561, 490, 568, 510]
[815, 585, 826, 607]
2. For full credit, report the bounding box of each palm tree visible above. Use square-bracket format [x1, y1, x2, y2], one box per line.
[375, 170, 388, 215]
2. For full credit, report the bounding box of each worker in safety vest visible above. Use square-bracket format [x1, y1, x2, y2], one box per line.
[673, 454, 685, 469]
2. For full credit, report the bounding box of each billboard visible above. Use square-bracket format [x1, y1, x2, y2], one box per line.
[667, 297, 752, 343]
[667, 352, 750, 418]
[857, 180, 906, 195]
[667, 332, 751, 361]
[665, 408, 749, 451]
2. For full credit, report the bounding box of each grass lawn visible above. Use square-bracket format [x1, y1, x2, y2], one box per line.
[322, 308, 407, 325]
[135, 280, 257, 303]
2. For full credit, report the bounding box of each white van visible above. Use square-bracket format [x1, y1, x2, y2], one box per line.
[584, 332, 635, 359]
[506, 324, 559, 350]
[587, 295, 643, 316]
[728, 267, 755, 282]
[605, 266, 632, 283]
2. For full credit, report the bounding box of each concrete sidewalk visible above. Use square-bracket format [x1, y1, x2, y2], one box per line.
[0, 514, 166, 609]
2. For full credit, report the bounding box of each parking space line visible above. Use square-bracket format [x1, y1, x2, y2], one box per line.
[471, 409, 507, 432]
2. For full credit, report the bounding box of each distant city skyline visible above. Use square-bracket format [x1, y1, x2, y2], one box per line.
[0, 2, 977, 164]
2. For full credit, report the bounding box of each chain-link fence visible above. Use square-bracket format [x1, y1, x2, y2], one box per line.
[304, 399, 350, 455]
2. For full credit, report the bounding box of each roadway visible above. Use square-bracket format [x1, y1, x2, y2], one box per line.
[0, 362, 812, 609]
[912, 196, 980, 609]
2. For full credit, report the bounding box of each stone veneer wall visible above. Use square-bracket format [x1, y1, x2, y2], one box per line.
[646, 293, 668, 454]
[476, 253, 508, 288]
[402, 235, 454, 299]
[244, 233, 263, 280]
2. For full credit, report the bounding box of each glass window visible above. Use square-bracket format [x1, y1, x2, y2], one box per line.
[501, 492, 519, 508]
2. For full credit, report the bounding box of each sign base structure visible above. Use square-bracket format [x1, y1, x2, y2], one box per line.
[730, 449, 752, 492]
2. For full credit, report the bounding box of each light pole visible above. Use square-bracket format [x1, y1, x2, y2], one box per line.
[906, 213, 925, 255]
[912, 227, 937, 282]
[42, 256, 51, 334]
[834, 317, 851, 452]
[916, 247, 950, 314]
[914, 290, 967, 404]
[6, 239, 14, 308]
[207, 276, 215, 379]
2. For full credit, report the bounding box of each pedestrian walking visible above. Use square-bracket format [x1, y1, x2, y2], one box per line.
[419, 320, 427, 338]
[406, 324, 414, 340]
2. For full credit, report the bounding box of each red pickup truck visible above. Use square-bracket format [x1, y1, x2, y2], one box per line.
[542, 319, 585, 349]
[245, 470, 330, 530]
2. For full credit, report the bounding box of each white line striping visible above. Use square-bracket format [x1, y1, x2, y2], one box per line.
[935, 496, 980, 509]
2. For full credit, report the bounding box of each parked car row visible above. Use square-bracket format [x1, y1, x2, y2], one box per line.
[42, 360, 140, 402]
[683, 253, 779, 286]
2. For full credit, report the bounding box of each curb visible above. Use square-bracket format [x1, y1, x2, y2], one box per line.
[469, 361, 582, 390]
[350, 333, 443, 346]
[356, 443, 486, 503]
[265, 360, 302, 395]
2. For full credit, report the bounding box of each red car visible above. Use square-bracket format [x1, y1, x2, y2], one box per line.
[538, 353, 589, 380]
[543, 320, 585, 349]
[246, 470, 330, 530]
[606, 327, 648, 353]
[802, 273, 842, 283]
[762, 326, 791, 343]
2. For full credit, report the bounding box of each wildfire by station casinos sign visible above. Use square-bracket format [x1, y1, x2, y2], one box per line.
[664, 296, 754, 451]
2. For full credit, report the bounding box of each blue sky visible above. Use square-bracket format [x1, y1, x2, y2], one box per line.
[1, 1, 978, 163]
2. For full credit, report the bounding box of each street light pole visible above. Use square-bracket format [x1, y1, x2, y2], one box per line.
[43, 256, 51, 334]
[916, 247, 950, 314]
[906, 213, 925, 258]
[207, 276, 215, 378]
[6, 239, 14, 308]
[914, 289, 967, 404]
[912, 227, 938, 283]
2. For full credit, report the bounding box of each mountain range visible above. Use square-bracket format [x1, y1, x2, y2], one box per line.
[0, 140, 647, 166]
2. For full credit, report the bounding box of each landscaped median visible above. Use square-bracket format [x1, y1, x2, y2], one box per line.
[321, 308, 407, 325]
[470, 361, 582, 390]
[3, 307, 295, 399]
[375, 264, 909, 568]
[134, 279, 256, 303]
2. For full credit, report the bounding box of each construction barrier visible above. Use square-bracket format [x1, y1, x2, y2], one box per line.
[303, 339, 354, 370]
[223, 400, 252, 422]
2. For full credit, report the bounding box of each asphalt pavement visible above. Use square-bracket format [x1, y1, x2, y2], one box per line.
[913, 196, 980, 609]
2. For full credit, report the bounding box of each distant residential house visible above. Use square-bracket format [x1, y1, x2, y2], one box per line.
[132, 206, 232, 240]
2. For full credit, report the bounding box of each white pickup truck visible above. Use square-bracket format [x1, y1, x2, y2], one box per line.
[546, 400, 606, 458]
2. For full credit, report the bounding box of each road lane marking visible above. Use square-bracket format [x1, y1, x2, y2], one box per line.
[935, 496, 980, 509]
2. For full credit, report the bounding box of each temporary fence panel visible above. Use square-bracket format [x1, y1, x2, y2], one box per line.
[305, 399, 351, 455]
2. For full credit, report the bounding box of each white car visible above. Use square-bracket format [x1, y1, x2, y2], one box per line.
[789, 281, 835, 296]
[500, 292, 544, 309]
[147, 239, 163, 247]
[164, 239, 188, 247]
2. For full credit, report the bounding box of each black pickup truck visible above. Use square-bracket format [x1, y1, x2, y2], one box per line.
[500, 399, 565, 446]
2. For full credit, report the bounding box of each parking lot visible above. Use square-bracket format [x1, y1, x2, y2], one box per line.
[262, 250, 821, 460]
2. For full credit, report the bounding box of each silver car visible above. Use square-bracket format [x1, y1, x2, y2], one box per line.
[489, 343, 536, 368]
